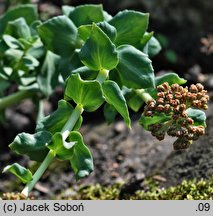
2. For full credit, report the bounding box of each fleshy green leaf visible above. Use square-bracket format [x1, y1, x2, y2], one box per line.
[186, 108, 206, 127]
[9, 131, 51, 162]
[47, 131, 94, 179]
[0, 39, 8, 57]
[65, 74, 104, 112]
[155, 72, 187, 86]
[58, 51, 82, 80]
[48, 132, 75, 160]
[73, 66, 99, 80]
[3, 163, 32, 183]
[37, 51, 60, 97]
[5, 49, 23, 65]
[78, 21, 117, 42]
[116, 45, 155, 89]
[20, 76, 36, 86]
[125, 91, 144, 112]
[102, 80, 131, 127]
[140, 32, 154, 48]
[62, 5, 75, 17]
[38, 15, 77, 56]
[30, 20, 42, 37]
[23, 54, 39, 69]
[3, 35, 23, 49]
[79, 23, 118, 71]
[146, 36, 162, 57]
[0, 4, 38, 36]
[109, 10, 149, 46]
[103, 11, 112, 21]
[36, 100, 82, 134]
[0, 79, 10, 93]
[69, 131, 94, 180]
[103, 103, 118, 124]
[139, 113, 171, 130]
[68, 4, 104, 27]
[97, 21, 117, 42]
[5, 17, 31, 40]
[78, 25, 92, 41]
[28, 43, 45, 59]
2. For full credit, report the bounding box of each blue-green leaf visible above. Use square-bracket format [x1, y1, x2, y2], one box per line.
[0, 4, 38, 36]
[62, 5, 75, 17]
[109, 10, 149, 46]
[69, 131, 94, 180]
[5, 17, 31, 40]
[146, 36, 162, 57]
[23, 54, 39, 69]
[36, 100, 82, 134]
[3, 163, 32, 183]
[139, 113, 171, 130]
[9, 131, 51, 162]
[37, 51, 60, 97]
[65, 74, 104, 112]
[103, 103, 118, 124]
[102, 80, 130, 127]
[48, 132, 75, 160]
[73, 66, 99, 80]
[57, 51, 82, 80]
[47, 131, 94, 180]
[78, 21, 117, 42]
[116, 45, 155, 89]
[38, 15, 77, 56]
[2, 35, 23, 49]
[155, 72, 187, 86]
[125, 91, 144, 112]
[79, 24, 118, 71]
[186, 108, 206, 127]
[68, 4, 104, 27]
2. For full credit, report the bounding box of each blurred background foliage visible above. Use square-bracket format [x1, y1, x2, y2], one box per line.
[0, 0, 213, 77]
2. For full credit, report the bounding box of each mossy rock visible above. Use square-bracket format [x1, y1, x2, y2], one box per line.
[57, 178, 213, 200]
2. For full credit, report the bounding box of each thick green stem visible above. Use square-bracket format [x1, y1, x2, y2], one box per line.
[36, 99, 45, 124]
[21, 69, 107, 197]
[0, 89, 36, 110]
[21, 150, 55, 197]
[96, 69, 109, 84]
[134, 89, 154, 104]
[21, 104, 83, 197]
[61, 104, 84, 140]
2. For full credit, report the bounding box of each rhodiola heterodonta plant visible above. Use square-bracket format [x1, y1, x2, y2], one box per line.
[0, 4, 209, 197]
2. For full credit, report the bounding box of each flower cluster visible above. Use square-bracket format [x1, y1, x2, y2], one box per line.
[143, 82, 209, 150]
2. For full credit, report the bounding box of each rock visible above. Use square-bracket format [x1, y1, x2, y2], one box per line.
[152, 105, 213, 187]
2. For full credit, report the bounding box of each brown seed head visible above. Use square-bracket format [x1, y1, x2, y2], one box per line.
[145, 110, 153, 117]
[189, 84, 198, 93]
[156, 104, 164, 112]
[187, 118, 194, 125]
[171, 84, 179, 91]
[164, 104, 171, 112]
[157, 98, 164, 104]
[157, 85, 165, 92]
[196, 83, 204, 91]
[162, 82, 170, 90]
[157, 92, 165, 98]
[166, 94, 173, 100]
[173, 138, 192, 150]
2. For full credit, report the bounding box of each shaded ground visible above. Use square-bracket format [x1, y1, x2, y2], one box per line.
[0, 101, 212, 199]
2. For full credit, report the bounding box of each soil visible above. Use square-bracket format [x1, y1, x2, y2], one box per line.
[0, 100, 212, 199]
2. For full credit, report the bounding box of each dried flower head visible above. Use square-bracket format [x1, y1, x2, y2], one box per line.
[143, 82, 209, 150]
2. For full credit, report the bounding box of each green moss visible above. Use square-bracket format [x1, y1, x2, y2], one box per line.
[133, 178, 213, 200]
[2, 178, 212, 200]
[59, 178, 213, 200]
[59, 183, 122, 200]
